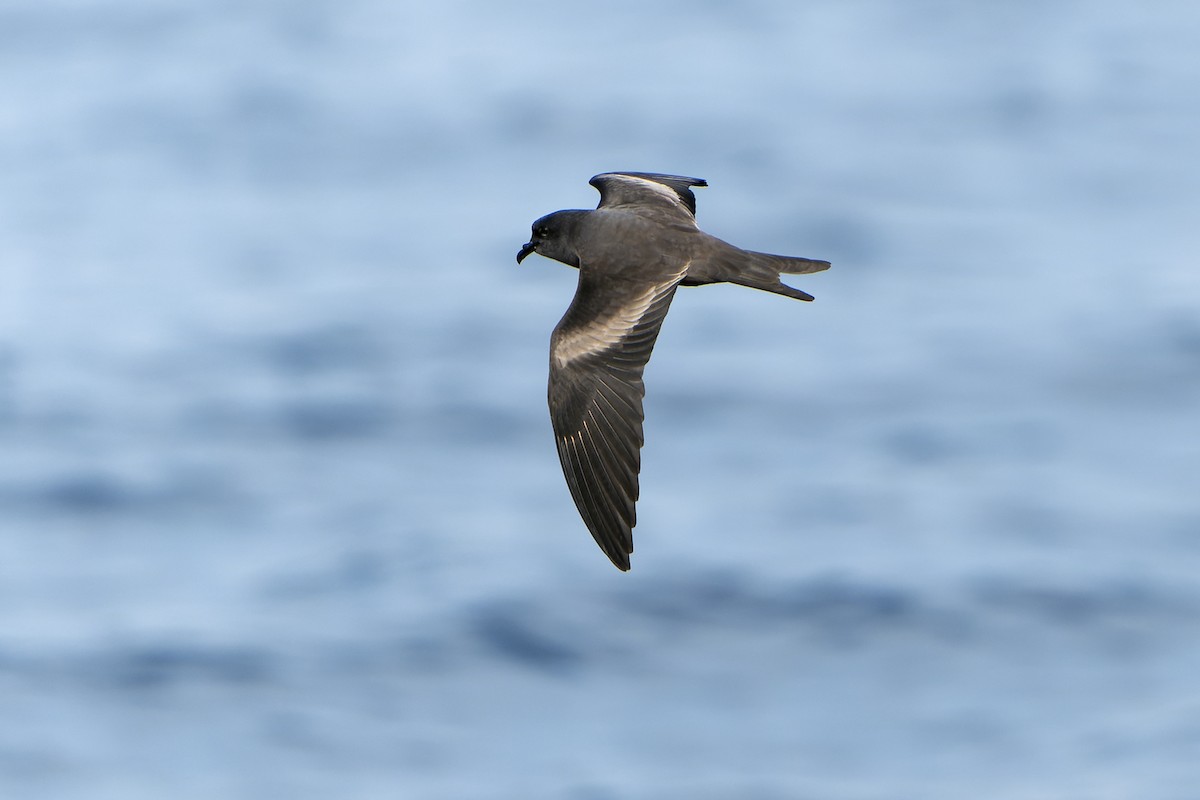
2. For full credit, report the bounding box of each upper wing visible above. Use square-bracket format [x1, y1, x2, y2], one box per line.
[589, 172, 708, 223]
[548, 264, 686, 571]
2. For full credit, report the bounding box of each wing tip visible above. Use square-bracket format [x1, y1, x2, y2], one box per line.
[608, 551, 632, 571]
[584, 518, 634, 572]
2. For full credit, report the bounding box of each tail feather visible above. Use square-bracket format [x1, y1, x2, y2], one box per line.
[724, 250, 829, 302]
[683, 239, 830, 301]
[737, 278, 815, 302]
[746, 250, 831, 276]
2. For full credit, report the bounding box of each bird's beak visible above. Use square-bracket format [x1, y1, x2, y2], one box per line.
[516, 241, 535, 264]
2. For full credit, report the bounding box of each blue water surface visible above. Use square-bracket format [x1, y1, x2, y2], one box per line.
[2, 2, 1199, 798]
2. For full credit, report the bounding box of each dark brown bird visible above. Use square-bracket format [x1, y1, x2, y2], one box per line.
[518, 172, 829, 570]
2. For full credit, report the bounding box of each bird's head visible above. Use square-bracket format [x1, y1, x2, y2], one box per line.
[516, 211, 583, 268]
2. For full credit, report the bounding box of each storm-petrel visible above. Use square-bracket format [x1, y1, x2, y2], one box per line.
[518, 172, 829, 570]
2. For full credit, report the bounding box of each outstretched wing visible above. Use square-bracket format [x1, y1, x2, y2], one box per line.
[589, 172, 708, 223]
[548, 264, 686, 570]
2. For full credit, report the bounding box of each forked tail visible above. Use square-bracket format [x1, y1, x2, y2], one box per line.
[725, 249, 831, 302]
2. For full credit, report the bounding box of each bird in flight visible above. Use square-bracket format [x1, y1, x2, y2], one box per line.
[518, 172, 829, 571]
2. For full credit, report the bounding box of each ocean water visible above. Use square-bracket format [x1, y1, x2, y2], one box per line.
[2, 1, 1200, 797]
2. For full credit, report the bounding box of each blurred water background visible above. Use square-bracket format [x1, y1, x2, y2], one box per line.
[2, 1, 1200, 798]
